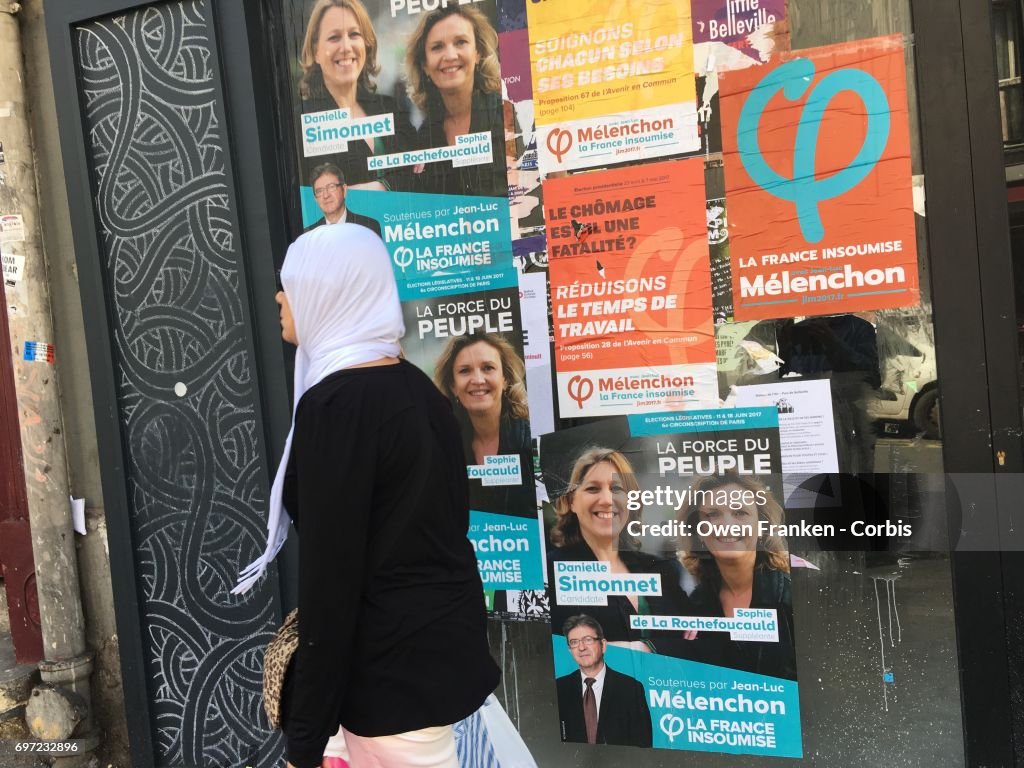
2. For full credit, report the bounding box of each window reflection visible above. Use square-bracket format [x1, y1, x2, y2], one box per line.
[995, 0, 1024, 146]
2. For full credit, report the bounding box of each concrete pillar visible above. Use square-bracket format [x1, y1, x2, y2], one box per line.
[0, 2, 97, 763]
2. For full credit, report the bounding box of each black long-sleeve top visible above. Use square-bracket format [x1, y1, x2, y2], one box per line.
[687, 567, 797, 680]
[413, 89, 511, 198]
[299, 88, 418, 192]
[280, 361, 500, 768]
[548, 539, 696, 658]
[459, 414, 536, 518]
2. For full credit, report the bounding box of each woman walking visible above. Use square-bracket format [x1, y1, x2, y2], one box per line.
[237, 224, 499, 768]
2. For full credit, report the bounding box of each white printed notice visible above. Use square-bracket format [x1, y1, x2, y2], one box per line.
[2, 250, 25, 285]
[735, 379, 839, 507]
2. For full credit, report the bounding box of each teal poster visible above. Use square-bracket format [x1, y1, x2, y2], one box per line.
[285, 0, 543, 596]
[539, 409, 802, 757]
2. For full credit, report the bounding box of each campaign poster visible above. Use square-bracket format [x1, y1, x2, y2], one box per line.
[720, 36, 919, 320]
[497, 0, 527, 33]
[539, 409, 802, 757]
[512, 233, 548, 274]
[527, 0, 700, 174]
[707, 197, 732, 322]
[543, 159, 717, 417]
[282, 0, 545, 594]
[346, 188, 543, 592]
[285, 0, 513, 225]
[691, 0, 786, 72]
[499, 23, 545, 241]
[692, 1, 787, 156]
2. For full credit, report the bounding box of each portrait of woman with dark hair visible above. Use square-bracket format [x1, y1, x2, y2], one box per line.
[404, 5, 515, 197]
[678, 473, 797, 680]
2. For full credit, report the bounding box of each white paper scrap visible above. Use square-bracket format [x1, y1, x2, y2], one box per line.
[70, 496, 86, 535]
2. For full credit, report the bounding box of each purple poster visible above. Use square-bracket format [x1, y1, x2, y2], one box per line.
[691, 0, 786, 71]
[692, 0, 785, 45]
[499, 28, 544, 242]
[499, 28, 533, 102]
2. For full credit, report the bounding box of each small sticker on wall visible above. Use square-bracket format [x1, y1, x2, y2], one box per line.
[23, 341, 54, 363]
[4, 272, 31, 316]
[0, 214, 25, 243]
[2, 251, 24, 286]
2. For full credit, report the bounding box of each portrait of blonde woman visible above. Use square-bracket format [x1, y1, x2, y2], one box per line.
[547, 447, 695, 657]
[433, 332, 534, 516]
[298, 0, 417, 191]
[404, 5, 515, 197]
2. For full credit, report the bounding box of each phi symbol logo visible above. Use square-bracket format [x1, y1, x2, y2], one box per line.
[737, 58, 890, 243]
[567, 375, 594, 409]
[659, 714, 685, 743]
[546, 128, 573, 163]
[392, 246, 415, 272]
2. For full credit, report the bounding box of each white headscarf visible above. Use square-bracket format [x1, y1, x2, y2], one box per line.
[233, 224, 404, 594]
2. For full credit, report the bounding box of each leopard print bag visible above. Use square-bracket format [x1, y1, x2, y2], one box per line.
[262, 608, 299, 729]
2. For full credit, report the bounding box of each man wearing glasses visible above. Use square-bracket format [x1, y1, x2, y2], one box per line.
[555, 614, 652, 748]
[305, 163, 381, 236]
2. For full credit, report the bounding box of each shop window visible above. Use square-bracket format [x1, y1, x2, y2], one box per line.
[271, 0, 964, 764]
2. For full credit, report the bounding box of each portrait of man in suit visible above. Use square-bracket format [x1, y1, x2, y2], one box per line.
[305, 163, 381, 236]
[555, 614, 653, 748]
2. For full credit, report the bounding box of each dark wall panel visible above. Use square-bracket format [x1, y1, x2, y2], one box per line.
[72, 2, 280, 765]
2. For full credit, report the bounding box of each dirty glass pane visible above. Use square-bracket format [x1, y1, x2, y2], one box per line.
[488, 0, 963, 765]
[994, 0, 1024, 146]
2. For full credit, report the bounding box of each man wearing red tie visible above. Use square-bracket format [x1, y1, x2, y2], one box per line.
[555, 614, 653, 748]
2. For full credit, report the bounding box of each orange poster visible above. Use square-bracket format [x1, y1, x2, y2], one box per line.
[544, 159, 716, 417]
[720, 35, 919, 320]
